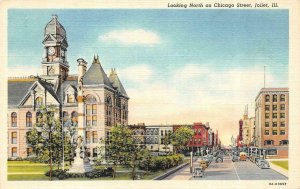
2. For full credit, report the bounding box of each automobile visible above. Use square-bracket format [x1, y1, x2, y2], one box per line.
[256, 159, 270, 169]
[199, 159, 208, 169]
[239, 152, 247, 161]
[193, 167, 204, 178]
[215, 156, 223, 163]
[232, 155, 239, 162]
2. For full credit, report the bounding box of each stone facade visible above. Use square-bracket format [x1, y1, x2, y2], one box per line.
[7, 15, 129, 159]
[254, 88, 289, 158]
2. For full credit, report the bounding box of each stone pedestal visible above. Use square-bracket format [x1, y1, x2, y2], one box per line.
[68, 145, 93, 173]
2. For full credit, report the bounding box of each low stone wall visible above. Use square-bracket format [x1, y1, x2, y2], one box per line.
[152, 162, 189, 180]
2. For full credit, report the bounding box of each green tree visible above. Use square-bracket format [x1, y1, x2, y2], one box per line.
[26, 105, 63, 180]
[161, 132, 172, 154]
[97, 125, 133, 179]
[97, 125, 145, 180]
[171, 126, 194, 154]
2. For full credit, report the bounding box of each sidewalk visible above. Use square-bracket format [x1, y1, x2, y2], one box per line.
[267, 160, 288, 178]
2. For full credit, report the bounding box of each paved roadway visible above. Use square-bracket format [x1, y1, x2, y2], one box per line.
[164, 156, 287, 180]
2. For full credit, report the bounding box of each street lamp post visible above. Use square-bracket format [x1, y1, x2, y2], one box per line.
[190, 151, 193, 173]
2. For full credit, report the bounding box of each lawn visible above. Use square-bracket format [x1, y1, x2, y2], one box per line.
[270, 160, 288, 170]
[7, 161, 176, 180]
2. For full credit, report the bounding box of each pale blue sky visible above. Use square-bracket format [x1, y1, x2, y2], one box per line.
[8, 9, 288, 145]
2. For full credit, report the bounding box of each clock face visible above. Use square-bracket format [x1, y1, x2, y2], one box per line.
[48, 47, 55, 55]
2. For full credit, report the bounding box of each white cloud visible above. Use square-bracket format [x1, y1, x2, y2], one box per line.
[118, 64, 154, 83]
[174, 64, 211, 80]
[8, 66, 42, 77]
[99, 29, 161, 45]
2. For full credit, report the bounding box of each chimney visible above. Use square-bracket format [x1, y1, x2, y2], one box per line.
[77, 58, 87, 83]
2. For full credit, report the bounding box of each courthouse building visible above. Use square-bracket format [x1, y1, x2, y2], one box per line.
[254, 88, 289, 158]
[7, 15, 129, 159]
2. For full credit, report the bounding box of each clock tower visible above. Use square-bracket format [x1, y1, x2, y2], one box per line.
[41, 15, 69, 83]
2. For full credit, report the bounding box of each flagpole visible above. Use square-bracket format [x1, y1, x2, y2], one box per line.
[264, 65, 266, 88]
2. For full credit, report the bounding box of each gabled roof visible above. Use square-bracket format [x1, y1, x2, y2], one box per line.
[8, 80, 36, 107]
[56, 79, 78, 103]
[109, 68, 128, 98]
[82, 56, 114, 89]
[8, 77, 60, 108]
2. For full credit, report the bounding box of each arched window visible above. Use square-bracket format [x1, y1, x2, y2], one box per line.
[11, 112, 17, 127]
[280, 94, 285, 102]
[36, 112, 42, 126]
[265, 95, 270, 102]
[71, 111, 78, 126]
[85, 95, 97, 126]
[26, 112, 32, 127]
[273, 95, 277, 102]
[67, 94, 75, 103]
[63, 111, 69, 126]
[35, 97, 43, 107]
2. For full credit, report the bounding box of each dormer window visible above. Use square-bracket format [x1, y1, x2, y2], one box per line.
[67, 94, 75, 103]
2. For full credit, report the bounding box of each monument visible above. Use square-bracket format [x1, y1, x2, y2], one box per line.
[68, 59, 93, 173]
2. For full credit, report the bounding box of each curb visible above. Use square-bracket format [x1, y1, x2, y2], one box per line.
[268, 161, 288, 178]
[152, 162, 189, 180]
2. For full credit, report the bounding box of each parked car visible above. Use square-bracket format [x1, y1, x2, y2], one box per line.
[256, 159, 270, 169]
[193, 167, 204, 178]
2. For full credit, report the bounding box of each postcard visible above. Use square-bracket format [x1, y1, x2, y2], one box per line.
[0, 0, 299, 189]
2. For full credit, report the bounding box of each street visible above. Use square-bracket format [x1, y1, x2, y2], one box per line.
[164, 156, 287, 180]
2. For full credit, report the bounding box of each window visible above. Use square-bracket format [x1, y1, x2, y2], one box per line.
[11, 112, 17, 127]
[198, 138, 201, 144]
[67, 94, 75, 103]
[273, 95, 277, 102]
[161, 130, 163, 136]
[280, 130, 285, 135]
[198, 129, 201, 135]
[273, 122, 278, 127]
[35, 97, 43, 107]
[27, 148, 33, 157]
[272, 130, 277, 135]
[63, 111, 68, 125]
[265, 122, 270, 127]
[92, 131, 98, 143]
[272, 105, 277, 111]
[26, 112, 32, 127]
[265, 105, 270, 111]
[280, 121, 285, 127]
[280, 94, 285, 102]
[273, 113, 277, 119]
[280, 113, 285, 118]
[280, 140, 288, 145]
[12, 147, 17, 157]
[106, 131, 110, 142]
[36, 112, 42, 126]
[12, 132, 17, 144]
[71, 111, 78, 126]
[265, 130, 269, 135]
[265, 113, 270, 119]
[93, 148, 97, 157]
[85, 95, 97, 126]
[86, 148, 91, 157]
[265, 95, 270, 102]
[86, 131, 91, 144]
[280, 104, 285, 111]
[193, 139, 196, 145]
[264, 140, 273, 145]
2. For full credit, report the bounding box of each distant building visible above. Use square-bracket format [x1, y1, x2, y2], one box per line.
[145, 125, 173, 153]
[241, 105, 255, 146]
[129, 123, 146, 145]
[187, 122, 210, 153]
[254, 88, 289, 158]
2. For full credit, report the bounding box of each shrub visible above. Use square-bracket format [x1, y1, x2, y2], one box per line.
[139, 154, 184, 172]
